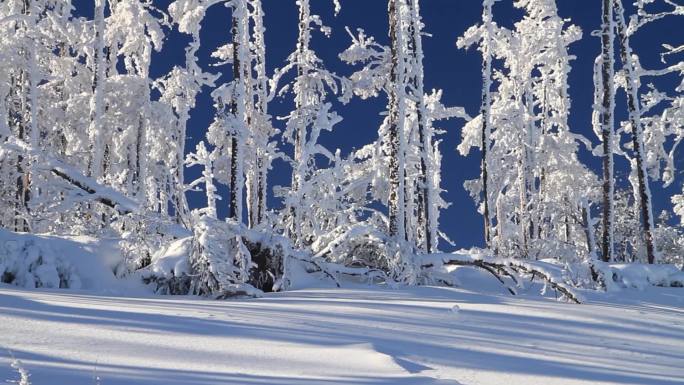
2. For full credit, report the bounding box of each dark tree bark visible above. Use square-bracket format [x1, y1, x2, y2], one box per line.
[613, 0, 656, 264]
[287, 0, 311, 241]
[229, 7, 243, 223]
[599, 0, 616, 262]
[50, 168, 134, 215]
[387, 0, 406, 240]
[479, 0, 495, 249]
[9, 0, 32, 232]
[87, 0, 106, 180]
[407, 0, 434, 252]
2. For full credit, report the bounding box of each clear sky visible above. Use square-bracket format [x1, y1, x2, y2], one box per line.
[72, 0, 683, 250]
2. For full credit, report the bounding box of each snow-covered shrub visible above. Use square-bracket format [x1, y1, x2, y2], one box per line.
[610, 264, 684, 289]
[654, 212, 684, 269]
[310, 224, 417, 285]
[674, 191, 684, 226]
[114, 213, 188, 277]
[611, 189, 647, 263]
[143, 214, 280, 297]
[244, 238, 285, 292]
[189, 217, 255, 296]
[141, 237, 194, 295]
[7, 355, 31, 385]
[0, 230, 81, 289]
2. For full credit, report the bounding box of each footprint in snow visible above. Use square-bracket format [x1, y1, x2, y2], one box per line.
[450, 305, 461, 316]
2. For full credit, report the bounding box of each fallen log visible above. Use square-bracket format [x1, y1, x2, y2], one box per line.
[421, 253, 582, 304]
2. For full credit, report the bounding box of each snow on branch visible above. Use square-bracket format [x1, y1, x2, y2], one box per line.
[1, 137, 139, 215]
[6, 351, 31, 385]
[47, 166, 138, 215]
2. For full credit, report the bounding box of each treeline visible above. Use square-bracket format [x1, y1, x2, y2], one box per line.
[0, 0, 681, 295]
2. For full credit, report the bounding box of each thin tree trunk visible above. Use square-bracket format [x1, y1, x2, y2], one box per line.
[14, 68, 29, 232]
[522, 86, 537, 255]
[581, 201, 596, 258]
[516, 84, 531, 257]
[613, 0, 656, 264]
[248, 0, 269, 228]
[88, 0, 106, 180]
[134, 114, 145, 200]
[174, 105, 190, 224]
[480, 0, 495, 250]
[12, 0, 32, 232]
[599, 0, 616, 262]
[387, 0, 407, 241]
[288, 0, 311, 242]
[408, 0, 435, 252]
[229, 3, 247, 223]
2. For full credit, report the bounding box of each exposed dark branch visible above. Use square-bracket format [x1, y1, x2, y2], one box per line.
[505, 264, 581, 304]
[422, 255, 582, 304]
[423, 260, 517, 295]
[50, 168, 133, 215]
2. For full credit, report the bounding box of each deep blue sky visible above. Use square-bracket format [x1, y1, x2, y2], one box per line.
[72, 0, 682, 250]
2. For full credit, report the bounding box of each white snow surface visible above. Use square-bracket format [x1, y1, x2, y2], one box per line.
[611, 263, 684, 289]
[147, 236, 193, 278]
[0, 230, 146, 294]
[1, 270, 683, 385]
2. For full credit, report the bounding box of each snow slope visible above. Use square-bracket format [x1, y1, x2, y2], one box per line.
[1, 273, 683, 385]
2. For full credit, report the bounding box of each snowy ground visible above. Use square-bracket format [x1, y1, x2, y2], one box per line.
[1, 274, 683, 385]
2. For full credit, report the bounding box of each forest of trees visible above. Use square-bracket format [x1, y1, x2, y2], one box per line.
[0, 0, 682, 298]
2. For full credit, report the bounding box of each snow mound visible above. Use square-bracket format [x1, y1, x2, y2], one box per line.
[147, 236, 193, 278]
[611, 263, 684, 289]
[0, 229, 145, 294]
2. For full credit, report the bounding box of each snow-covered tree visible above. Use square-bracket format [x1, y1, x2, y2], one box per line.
[105, 0, 168, 206]
[87, 0, 106, 182]
[596, 0, 617, 262]
[463, 0, 496, 249]
[675, 189, 684, 225]
[193, 0, 277, 229]
[341, 0, 465, 254]
[161, 0, 219, 225]
[2, 0, 681, 297]
[0, 0, 45, 232]
[611, 0, 683, 264]
[459, 0, 597, 260]
[271, 0, 344, 247]
[186, 142, 220, 219]
[245, 0, 276, 229]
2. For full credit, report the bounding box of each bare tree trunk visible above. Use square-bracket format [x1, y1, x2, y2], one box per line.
[247, 0, 269, 229]
[173, 109, 190, 224]
[480, 0, 495, 249]
[255, 3, 268, 228]
[15, 96, 29, 232]
[229, 139, 240, 221]
[515, 84, 531, 258]
[228, 6, 246, 223]
[228, 12, 240, 221]
[613, 0, 656, 264]
[387, 0, 406, 241]
[10, 68, 30, 232]
[599, 0, 616, 262]
[581, 201, 596, 257]
[11, 0, 32, 232]
[287, 0, 311, 242]
[88, 0, 106, 180]
[407, 0, 435, 252]
[256, 156, 265, 224]
[134, 114, 145, 199]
